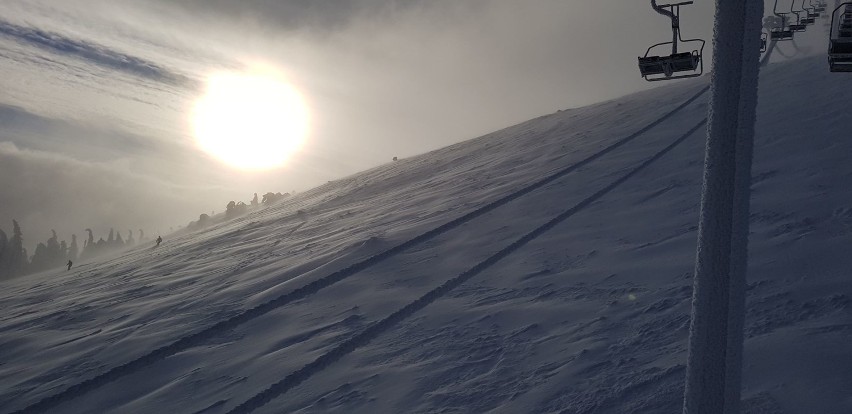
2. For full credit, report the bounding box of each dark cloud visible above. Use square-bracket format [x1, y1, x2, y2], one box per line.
[0, 18, 194, 87]
[142, 0, 441, 34]
[0, 103, 165, 160]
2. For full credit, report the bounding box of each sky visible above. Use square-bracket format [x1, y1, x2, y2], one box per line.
[0, 0, 828, 252]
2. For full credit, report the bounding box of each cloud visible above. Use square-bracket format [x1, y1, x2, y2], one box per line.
[0, 142, 218, 252]
[0, 102, 163, 161]
[140, 0, 423, 35]
[0, 0, 813, 256]
[0, 18, 194, 87]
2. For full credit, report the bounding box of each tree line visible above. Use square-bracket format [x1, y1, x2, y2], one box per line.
[0, 191, 292, 280]
[186, 192, 289, 232]
[0, 221, 151, 280]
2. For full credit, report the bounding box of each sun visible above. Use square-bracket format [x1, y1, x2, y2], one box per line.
[192, 68, 310, 170]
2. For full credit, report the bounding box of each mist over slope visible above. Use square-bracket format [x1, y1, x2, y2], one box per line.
[1, 55, 851, 414]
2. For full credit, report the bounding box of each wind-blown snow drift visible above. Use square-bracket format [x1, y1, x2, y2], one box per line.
[1, 55, 851, 414]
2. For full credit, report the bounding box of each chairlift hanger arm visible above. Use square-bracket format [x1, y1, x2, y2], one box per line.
[651, 0, 694, 17]
[790, 0, 802, 19]
[650, 1, 694, 54]
[773, 0, 782, 16]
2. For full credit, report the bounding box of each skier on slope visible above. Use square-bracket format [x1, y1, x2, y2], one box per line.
[66, 260, 73, 271]
[156, 236, 162, 247]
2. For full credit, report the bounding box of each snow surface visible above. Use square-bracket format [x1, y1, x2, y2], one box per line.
[1, 55, 851, 414]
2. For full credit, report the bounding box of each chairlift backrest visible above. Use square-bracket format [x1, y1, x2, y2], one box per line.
[828, 2, 852, 72]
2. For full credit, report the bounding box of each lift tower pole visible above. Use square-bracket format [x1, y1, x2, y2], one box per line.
[683, 0, 763, 413]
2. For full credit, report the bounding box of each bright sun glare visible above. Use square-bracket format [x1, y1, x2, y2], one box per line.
[192, 68, 309, 171]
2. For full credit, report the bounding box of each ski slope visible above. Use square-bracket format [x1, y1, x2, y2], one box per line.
[1, 55, 851, 413]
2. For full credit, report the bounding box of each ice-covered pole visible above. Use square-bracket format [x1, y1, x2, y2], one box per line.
[724, 1, 763, 413]
[682, 0, 763, 413]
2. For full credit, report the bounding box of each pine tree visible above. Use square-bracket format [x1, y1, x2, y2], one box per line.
[0, 228, 9, 279]
[8, 220, 25, 277]
[46, 230, 61, 267]
[84, 228, 95, 258]
[68, 234, 78, 261]
[31, 242, 49, 273]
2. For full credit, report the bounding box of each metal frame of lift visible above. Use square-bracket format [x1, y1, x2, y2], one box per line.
[829, 2, 852, 72]
[770, 1, 796, 40]
[789, 0, 810, 30]
[637, 1, 706, 81]
[803, 0, 821, 20]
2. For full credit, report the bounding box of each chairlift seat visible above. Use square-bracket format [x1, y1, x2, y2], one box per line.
[803, 17, 816, 24]
[831, 38, 852, 50]
[808, 12, 820, 18]
[829, 36, 852, 73]
[638, 52, 700, 77]
[770, 29, 795, 40]
[829, 55, 852, 72]
[790, 23, 807, 31]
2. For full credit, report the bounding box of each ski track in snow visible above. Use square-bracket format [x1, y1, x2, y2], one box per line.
[224, 119, 709, 414]
[8, 87, 711, 413]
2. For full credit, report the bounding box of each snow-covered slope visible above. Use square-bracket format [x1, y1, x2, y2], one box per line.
[1, 55, 851, 414]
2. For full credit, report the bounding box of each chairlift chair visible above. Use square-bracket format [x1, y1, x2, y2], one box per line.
[637, 1, 705, 81]
[769, 2, 796, 40]
[789, 0, 810, 29]
[806, 0, 821, 17]
[828, 2, 852, 71]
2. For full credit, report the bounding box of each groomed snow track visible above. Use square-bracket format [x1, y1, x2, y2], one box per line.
[13, 85, 710, 414]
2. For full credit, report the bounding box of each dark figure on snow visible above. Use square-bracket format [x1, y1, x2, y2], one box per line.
[156, 236, 162, 247]
[67, 260, 73, 271]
